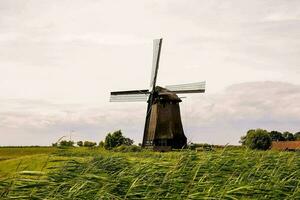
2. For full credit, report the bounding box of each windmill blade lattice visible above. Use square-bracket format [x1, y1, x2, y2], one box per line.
[165, 81, 206, 94]
[149, 38, 163, 91]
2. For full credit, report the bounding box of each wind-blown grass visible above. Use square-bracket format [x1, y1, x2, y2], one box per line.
[0, 147, 299, 199]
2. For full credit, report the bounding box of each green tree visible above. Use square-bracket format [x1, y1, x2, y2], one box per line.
[294, 132, 300, 141]
[104, 130, 134, 149]
[83, 141, 97, 147]
[77, 141, 83, 147]
[244, 129, 272, 150]
[124, 137, 134, 146]
[269, 131, 285, 141]
[59, 140, 74, 147]
[240, 129, 254, 145]
[282, 131, 295, 141]
[99, 141, 104, 148]
[239, 135, 247, 145]
[52, 143, 58, 147]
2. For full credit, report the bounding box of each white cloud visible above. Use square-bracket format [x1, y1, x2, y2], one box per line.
[0, 0, 300, 145]
[181, 81, 300, 144]
[1, 81, 300, 146]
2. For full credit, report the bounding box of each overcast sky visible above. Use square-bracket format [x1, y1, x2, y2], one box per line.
[1, 0, 300, 146]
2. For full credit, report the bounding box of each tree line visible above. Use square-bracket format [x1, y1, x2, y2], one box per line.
[52, 130, 135, 149]
[240, 129, 300, 150]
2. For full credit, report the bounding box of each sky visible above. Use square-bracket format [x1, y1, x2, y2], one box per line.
[0, 0, 300, 146]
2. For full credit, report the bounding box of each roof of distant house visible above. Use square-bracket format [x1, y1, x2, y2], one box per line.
[272, 141, 300, 150]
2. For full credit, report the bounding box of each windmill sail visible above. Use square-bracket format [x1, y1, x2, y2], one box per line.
[149, 38, 163, 91]
[110, 89, 149, 102]
[111, 89, 149, 95]
[144, 39, 162, 147]
[110, 94, 149, 102]
[165, 81, 206, 94]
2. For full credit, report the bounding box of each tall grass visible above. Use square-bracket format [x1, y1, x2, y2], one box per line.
[0, 147, 56, 158]
[0, 148, 299, 199]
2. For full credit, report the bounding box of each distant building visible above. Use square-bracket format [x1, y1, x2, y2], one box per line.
[272, 141, 300, 151]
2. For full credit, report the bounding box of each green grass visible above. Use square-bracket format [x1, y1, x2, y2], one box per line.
[0, 147, 299, 199]
[0, 147, 58, 177]
[0, 147, 56, 158]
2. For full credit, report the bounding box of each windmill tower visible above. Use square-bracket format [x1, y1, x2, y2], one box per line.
[110, 39, 205, 151]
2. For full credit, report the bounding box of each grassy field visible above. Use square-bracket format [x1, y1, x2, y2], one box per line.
[0, 147, 299, 199]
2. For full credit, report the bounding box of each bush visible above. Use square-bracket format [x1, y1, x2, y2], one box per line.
[77, 141, 83, 147]
[59, 140, 74, 147]
[283, 131, 295, 141]
[123, 137, 134, 146]
[83, 141, 97, 147]
[99, 141, 104, 148]
[268, 131, 285, 141]
[114, 145, 141, 152]
[188, 143, 196, 150]
[244, 129, 271, 150]
[294, 132, 300, 141]
[52, 143, 58, 147]
[239, 135, 247, 145]
[104, 130, 134, 149]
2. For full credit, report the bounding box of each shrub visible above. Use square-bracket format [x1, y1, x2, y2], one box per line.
[239, 135, 247, 145]
[99, 141, 104, 148]
[83, 141, 97, 147]
[123, 137, 134, 146]
[188, 143, 196, 150]
[240, 129, 255, 145]
[77, 141, 83, 147]
[59, 140, 74, 147]
[269, 131, 285, 141]
[244, 129, 271, 150]
[52, 143, 58, 147]
[282, 131, 295, 141]
[294, 132, 300, 141]
[104, 130, 134, 149]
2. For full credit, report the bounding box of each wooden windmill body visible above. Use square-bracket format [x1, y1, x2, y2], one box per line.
[110, 39, 205, 150]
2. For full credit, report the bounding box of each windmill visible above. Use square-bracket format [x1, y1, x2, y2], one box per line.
[110, 38, 205, 151]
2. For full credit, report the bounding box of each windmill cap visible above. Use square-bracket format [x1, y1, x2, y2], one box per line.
[155, 86, 182, 102]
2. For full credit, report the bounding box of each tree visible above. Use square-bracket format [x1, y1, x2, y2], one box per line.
[52, 143, 58, 147]
[239, 129, 254, 145]
[294, 132, 300, 141]
[104, 130, 134, 149]
[83, 141, 97, 147]
[99, 141, 104, 148]
[282, 131, 295, 141]
[239, 135, 247, 145]
[77, 141, 83, 147]
[269, 131, 285, 141]
[59, 140, 74, 147]
[244, 129, 272, 150]
[123, 137, 134, 146]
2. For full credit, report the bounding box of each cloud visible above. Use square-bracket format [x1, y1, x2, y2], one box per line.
[181, 81, 300, 144]
[0, 98, 147, 145]
[0, 1, 300, 145]
[1, 81, 300, 146]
